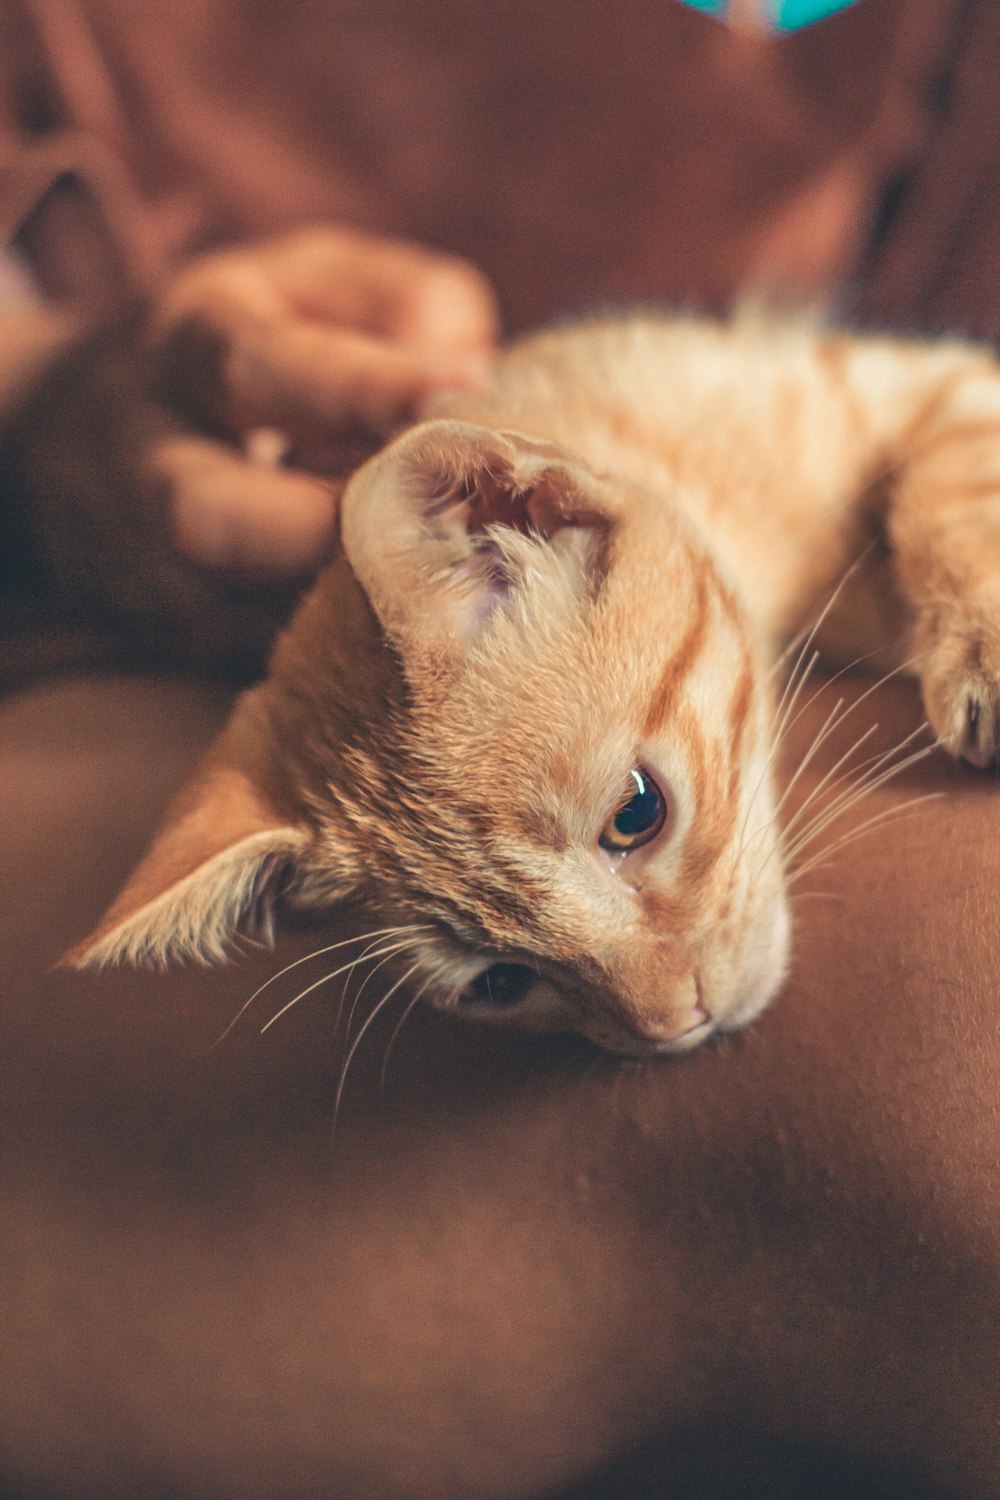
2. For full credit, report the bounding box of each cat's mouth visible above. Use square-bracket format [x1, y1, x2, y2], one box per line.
[583, 1010, 716, 1058]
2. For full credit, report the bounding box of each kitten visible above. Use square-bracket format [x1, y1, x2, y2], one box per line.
[68, 314, 1000, 1055]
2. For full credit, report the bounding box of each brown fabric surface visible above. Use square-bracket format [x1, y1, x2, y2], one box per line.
[1, 671, 997, 1499]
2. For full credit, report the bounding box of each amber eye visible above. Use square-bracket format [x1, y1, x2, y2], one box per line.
[599, 768, 667, 853]
[461, 962, 534, 1009]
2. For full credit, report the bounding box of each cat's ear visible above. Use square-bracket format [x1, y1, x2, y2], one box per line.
[64, 718, 310, 970]
[339, 419, 616, 653]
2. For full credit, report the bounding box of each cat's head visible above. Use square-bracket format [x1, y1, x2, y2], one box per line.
[69, 420, 789, 1056]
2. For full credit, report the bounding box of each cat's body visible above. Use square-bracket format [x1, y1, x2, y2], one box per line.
[72, 314, 1000, 1054]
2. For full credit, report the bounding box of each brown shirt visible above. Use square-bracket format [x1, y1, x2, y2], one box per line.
[1, 0, 996, 333]
[0, 0, 997, 686]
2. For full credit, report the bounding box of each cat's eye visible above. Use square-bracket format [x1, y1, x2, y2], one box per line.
[599, 767, 667, 853]
[461, 961, 534, 1009]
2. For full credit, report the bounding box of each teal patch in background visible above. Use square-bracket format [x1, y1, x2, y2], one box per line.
[772, 0, 858, 29]
[677, 0, 859, 28]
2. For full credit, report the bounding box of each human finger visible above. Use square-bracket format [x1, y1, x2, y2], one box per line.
[257, 226, 500, 356]
[223, 318, 492, 436]
[153, 433, 337, 577]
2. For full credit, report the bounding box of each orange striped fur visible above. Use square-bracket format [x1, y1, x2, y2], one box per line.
[69, 313, 1000, 1053]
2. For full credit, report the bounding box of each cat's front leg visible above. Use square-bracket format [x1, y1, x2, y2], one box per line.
[882, 347, 1000, 766]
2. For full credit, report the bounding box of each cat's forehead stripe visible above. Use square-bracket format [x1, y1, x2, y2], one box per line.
[642, 619, 758, 909]
[641, 559, 711, 740]
[721, 634, 756, 772]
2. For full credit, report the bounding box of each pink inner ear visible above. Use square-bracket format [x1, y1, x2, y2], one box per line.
[428, 461, 605, 541]
[468, 469, 584, 538]
[465, 467, 538, 535]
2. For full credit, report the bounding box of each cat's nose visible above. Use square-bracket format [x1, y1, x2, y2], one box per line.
[625, 976, 709, 1046]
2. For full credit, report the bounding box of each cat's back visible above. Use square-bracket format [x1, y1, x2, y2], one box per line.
[457, 312, 854, 501]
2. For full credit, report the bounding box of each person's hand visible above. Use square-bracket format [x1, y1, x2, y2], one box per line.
[147, 226, 500, 577]
[7, 226, 499, 677]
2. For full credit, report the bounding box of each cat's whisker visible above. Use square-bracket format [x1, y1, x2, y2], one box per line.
[337, 934, 429, 1044]
[213, 923, 431, 1046]
[781, 721, 929, 846]
[379, 963, 450, 1096]
[775, 691, 849, 808]
[745, 714, 932, 894]
[784, 740, 937, 865]
[788, 889, 849, 903]
[768, 621, 816, 684]
[775, 639, 918, 753]
[787, 792, 944, 885]
[737, 641, 922, 874]
[734, 717, 875, 876]
[763, 537, 881, 681]
[757, 566, 919, 861]
[771, 648, 821, 749]
[784, 742, 937, 866]
[737, 632, 848, 868]
[779, 726, 941, 858]
[378, 991, 426, 1097]
[258, 947, 398, 1038]
[733, 647, 820, 867]
[333, 961, 424, 1131]
[258, 936, 421, 1035]
[774, 652, 929, 834]
[768, 541, 878, 697]
[328, 931, 432, 1037]
[745, 612, 899, 863]
[335, 940, 393, 1038]
[777, 720, 881, 832]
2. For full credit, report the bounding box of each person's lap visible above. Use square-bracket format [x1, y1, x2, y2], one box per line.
[1, 669, 997, 1500]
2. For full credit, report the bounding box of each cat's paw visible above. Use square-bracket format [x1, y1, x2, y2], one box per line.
[918, 599, 1000, 767]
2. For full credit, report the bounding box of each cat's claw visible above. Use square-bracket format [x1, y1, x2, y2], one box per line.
[919, 617, 1000, 768]
[959, 690, 999, 769]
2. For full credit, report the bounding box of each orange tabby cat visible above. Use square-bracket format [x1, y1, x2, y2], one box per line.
[69, 314, 1000, 1055]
